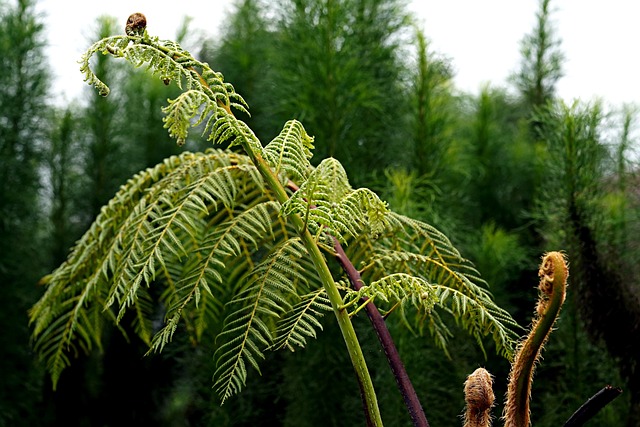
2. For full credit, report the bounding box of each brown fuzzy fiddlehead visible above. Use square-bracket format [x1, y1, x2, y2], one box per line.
[503, 251, 568, 427]
[464, 368, 495, 427]
[125, 13, 147, 36]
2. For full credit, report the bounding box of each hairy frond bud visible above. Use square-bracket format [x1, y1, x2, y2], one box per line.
[463, 367, 494, 427]
[125, 13, 147, 36]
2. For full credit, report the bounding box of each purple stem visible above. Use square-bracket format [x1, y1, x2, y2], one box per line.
[333, 236, 430, 427]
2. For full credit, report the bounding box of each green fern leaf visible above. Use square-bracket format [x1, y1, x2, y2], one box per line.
[263, 120, 315, 182]
[282, 157, 389, 242]
[213, 238, 311, 403]
[30, 149, 273, 384]
[29, 279, 109, 388]
[344, 212, 520, 359]
[150, 200, 282, 353]
[162, 90, 217, 146]
[271, 288, 332, 352]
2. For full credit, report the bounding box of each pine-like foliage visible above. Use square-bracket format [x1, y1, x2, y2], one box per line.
[30, 25, 518, 403]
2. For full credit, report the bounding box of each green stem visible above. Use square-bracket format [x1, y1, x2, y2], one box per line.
[241, 134, 383, 427]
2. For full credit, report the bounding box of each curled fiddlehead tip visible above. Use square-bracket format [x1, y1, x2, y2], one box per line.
[464, 368, 495, 427]
[536, 251, 568, 316]
[125, 12, 147, 36]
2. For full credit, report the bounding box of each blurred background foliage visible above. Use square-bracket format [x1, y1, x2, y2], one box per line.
[1, 0, 638, 425]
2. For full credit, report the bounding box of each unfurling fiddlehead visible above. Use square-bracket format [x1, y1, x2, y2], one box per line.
[503, 251, 568, 427]
[124, 12, 146, 36]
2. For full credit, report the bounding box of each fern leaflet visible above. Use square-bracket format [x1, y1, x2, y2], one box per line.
[213, 237, 312, 402]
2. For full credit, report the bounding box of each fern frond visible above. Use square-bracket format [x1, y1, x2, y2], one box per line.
[385, 213, 470, 262]
[208, 114, 264, 157]
[263, 120, 315, 182]
[271, 288, 332, 352]
[150, 200, 283, 353]
[30, 149, 270, 384]
[79, 30, 254, 151]
[213, 237, 311, 403]
[105, 157, 260, 322]
[346, 270, 516, 358]
[282, 157, 389, 242]
[163, 90, 217, 146]
[344, 212, 520, 359]
[29, 278, 109, 388]
[79, 35, 130, 96]
[346, 273, 439, 314]
[130, 285, 156, 345]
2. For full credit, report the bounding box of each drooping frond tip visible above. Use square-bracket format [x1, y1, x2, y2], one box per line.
[79, 13, 251, 147]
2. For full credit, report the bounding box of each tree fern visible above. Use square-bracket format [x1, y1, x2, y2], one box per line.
[31, 19, 519, 424]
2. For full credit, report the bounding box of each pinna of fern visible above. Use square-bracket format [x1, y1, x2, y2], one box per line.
[30, 18, 519, 410]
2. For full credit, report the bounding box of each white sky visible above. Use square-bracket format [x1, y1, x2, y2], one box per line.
[37, 0, 640, 108]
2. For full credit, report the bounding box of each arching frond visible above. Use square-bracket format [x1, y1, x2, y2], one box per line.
[28, 154, 202, 385]
[103, 154, 262, 322]
[213, 237, 313, 402]
[345, 271, 518, 359]
[80, 32, 250, 146]
[344, 212, 520, 359]
[29, 149, 270, 387]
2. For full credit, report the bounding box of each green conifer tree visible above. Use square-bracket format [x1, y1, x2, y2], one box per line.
[263, 0, 411, 183]
[0, 0, 50, 424]
[512, 0, 563, 114]
[537, 101, 639, 426]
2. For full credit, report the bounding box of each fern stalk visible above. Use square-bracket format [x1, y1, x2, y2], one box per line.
[504, 251, 568, 427]
[333, 236, 429, 427]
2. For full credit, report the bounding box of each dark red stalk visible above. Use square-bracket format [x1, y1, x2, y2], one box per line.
[333, 237, 430, 427]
